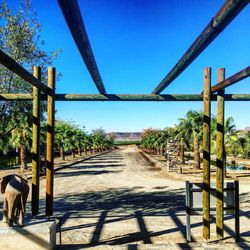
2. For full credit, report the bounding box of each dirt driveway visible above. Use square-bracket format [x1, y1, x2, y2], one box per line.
[36, 146, 250, 248]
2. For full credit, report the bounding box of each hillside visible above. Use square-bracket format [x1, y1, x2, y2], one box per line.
[109, 132, 141, 142]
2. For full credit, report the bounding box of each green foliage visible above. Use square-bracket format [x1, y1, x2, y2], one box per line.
[54, 121, 114, 158]
[114, 141, 141, 145]
[141, 110, 250, 162]
[141, 127, 177, 153]
[0, 0, 61, 168]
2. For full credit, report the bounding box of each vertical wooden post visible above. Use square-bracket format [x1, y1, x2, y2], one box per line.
[234, 180, 240, 242]
[216, 68, 225, 239]
[202, 67, 211, 240]
[186, 181, 191, 242]
[32, 66, 41, 216]
[46, 67, 55, 216]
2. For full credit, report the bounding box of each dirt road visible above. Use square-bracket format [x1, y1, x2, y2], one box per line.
[37, 146, 250, 248]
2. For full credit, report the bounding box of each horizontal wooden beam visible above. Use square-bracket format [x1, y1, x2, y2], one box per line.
[2, 93, 250, 102]
[57, 0, 107, 94]
[0, 49, 47, 93]
[55, 94, 204, 101]
[211, 66, 250, 93]
[152, 0, 250, 94]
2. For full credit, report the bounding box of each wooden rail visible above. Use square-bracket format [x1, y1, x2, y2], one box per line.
[57, 0, 106, 94]
[152, 0, 250, 94]
[2, 93, 250, 101]
[211, 66, 250, 93]
[0, 49, 47, 93]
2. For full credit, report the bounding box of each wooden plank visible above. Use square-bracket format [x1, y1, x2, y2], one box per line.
[203, 67, 211, 240]
[46, 67, 56, 216]
[2, 93, 250, 102]
[54, 94, 204, 101]
[31, 66, 41, 216]
[57, 0, 106, 94]
[0, 49, 47, 93]
[216, 68, 225, 239]
[152, 0, 250, 94]
[211, 66, 250, 93]
[185, 181, 191, 242]
[235, 180, 240, 242]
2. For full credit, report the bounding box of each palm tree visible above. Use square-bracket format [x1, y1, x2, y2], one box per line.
[55, 120, 70, 160]
[11, 124, 32, 170]
[176, 110, 203, 169]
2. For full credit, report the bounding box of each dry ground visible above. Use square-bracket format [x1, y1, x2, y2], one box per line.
[1, 145, 250, 249]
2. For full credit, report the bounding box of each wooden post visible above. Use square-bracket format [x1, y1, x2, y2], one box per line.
[46, 67, 55, 216]
[186, 181, 191, 242]
[235, 180, 240, 242]
[216, 68, 225, 239]
[203, 67, 211, 240]
[31, 66, 41, 216]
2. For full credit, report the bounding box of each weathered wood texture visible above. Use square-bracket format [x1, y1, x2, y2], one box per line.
[31, 66, 41, 216]
[216, 68, 225, 239]
[2, 93, 250, 101]
[0, 49, 47, 93]
[57, 0, 106, 94]
[46, 67, 56, 216]
[211, 66, 250, 93]
[203, 67, 211, 240]
[152, 0, 250, 94]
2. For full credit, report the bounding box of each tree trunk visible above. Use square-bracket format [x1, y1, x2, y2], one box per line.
[60, 147, 65, 160]
[72, 150, 75, 158]
[77, 146, 82, 156]
[161, 148, 164, 156]
[20, 130, 27, 171]
[20, 143, 27, 170]
[179, 141, 185, 164]
[193, 135, 200, 169]
[224, 147, 227, 177]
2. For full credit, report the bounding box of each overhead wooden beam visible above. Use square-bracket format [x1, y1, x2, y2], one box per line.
[2, 93, 250, 101]
[211, 66, 250, 93]
[152, 0, 250, 94]
[0, 49, 47, 93]
[54, 94, 204, 101]
[57, 0, 107, 94]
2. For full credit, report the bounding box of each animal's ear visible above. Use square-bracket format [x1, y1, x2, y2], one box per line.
[1, 175, 13, 193]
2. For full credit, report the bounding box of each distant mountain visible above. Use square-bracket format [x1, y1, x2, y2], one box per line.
[244, 127, 250, 131]
[109, 132, 141, 141]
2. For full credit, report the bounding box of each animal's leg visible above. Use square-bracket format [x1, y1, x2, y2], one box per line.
[7, 196, 16, 227]
[2, 197, 8, 223]
[18, 195, 25, 227]
[15, 208, 19, 223]
[18, 210, 24, 227]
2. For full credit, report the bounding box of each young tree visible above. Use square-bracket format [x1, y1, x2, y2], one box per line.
[0, 0, 61, 169]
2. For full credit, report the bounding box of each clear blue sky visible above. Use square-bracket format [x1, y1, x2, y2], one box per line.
[11, 1, 250, 132]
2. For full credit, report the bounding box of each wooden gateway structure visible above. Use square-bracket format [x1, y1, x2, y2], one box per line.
[0, 0, 250, 242]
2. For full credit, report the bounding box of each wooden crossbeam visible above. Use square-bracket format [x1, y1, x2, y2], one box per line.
[152, 0, 250, 94]
[2, 93, 250, 101]
[211, 66, 250, 93]
[0, 49, 47, 93]
[57, 0, 107, 94]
